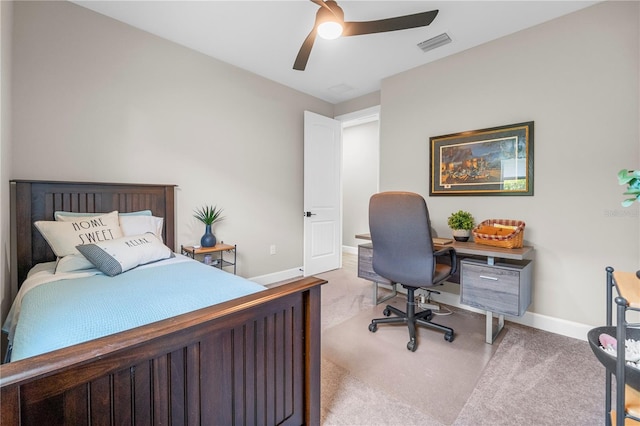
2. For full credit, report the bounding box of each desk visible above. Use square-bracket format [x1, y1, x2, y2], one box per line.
[355, 233, 533, 263]
[355, 233, 534, 344]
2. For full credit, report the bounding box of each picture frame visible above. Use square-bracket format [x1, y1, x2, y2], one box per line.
[429, 121, 534, 196]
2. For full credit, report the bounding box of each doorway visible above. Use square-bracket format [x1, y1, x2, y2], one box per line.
[336, 106, 380, 255]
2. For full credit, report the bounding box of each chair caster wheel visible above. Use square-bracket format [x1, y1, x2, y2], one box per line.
[407, 339, 417, 352]
[444, 332, 454, 342]
[383, 308, 391, 317]
[369, 323, 377, 332]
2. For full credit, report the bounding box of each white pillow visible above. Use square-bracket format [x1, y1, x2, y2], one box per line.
[55, 253, 96, 274]
[56, 211, 163, 241]
[119, 215, 164, 241]
[76, 233, 173, 277]
[34, 211, 123, 257]
[54, 210, 152, 220]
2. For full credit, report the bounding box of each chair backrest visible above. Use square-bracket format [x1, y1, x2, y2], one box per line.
[369, 191, 435, 287]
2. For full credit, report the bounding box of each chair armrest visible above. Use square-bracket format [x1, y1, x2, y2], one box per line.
[433, 246, 457, 276]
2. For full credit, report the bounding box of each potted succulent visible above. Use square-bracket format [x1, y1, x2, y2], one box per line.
[618, 169, 640, 207]
[194, 205, 225, 247]
[447, 210, 475, 242]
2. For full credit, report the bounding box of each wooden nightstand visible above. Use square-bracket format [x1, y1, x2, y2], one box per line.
[181, 243, 237, 274]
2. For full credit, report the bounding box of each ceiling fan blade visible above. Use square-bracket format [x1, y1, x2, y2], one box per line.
[310, 0, 331, 12]
[342, 10, 439, 37]
[293, 29, 317, 71]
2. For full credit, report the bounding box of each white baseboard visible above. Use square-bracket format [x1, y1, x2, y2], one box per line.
[342, 245, 358, 255]
[512, 311, 593, 341]
[249, 267, 303, 286]
[377, 283, 592, 341]
[251, 266, 593, 342]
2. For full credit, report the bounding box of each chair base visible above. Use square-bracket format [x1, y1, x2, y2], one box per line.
[368, 287, 454, 351]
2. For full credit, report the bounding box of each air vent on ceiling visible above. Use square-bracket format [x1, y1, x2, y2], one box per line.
[417, 33, 451, 53]
[328, 84, 354, 94]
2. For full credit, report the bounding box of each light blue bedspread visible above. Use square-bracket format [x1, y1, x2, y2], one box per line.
[9, 258, 265, 361]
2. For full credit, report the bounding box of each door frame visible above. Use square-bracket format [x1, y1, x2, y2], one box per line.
[335, 105, 380, 128]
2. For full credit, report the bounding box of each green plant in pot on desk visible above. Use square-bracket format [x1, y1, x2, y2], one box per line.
[618, 169, 640, 279]
[194, 205, 224, 248]
[447, 210, 475, 242]
[619, 169, 640, 207]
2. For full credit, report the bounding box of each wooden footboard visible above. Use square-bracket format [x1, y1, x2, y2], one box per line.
[0, 277, 325, 425]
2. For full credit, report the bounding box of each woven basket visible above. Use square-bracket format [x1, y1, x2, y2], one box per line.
[472, 219, 526, 249]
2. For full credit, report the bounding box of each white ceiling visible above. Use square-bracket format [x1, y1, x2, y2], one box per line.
[72, 1, 600, 104]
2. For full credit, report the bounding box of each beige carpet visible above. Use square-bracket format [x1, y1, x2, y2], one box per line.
[322, 296, 501, 425]
[321, 356, 441, 425]
[314, 255, 605, 425]
[453, 323, 604, 425]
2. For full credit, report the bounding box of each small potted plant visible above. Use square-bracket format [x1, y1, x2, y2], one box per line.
[618, 169, 640, 207]
[618, 169, 640, 279]
[194, 205, 225, 247]
[447, 210, 475, 242]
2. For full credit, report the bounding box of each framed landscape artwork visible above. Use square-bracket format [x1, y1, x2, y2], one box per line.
[429, 121, 534, 196]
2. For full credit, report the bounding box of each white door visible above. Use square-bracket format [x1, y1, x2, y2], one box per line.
[303, 111, 342, 276]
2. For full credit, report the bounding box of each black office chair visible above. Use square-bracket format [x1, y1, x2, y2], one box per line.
[367, 191, 457, 351]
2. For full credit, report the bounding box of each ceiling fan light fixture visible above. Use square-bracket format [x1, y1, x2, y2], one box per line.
[294, 1, 439, 71]
[316, 2, 344, 40]
[318, 21, 343, 39]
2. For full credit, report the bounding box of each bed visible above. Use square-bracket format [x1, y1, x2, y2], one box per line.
[0, 180, 325, 425]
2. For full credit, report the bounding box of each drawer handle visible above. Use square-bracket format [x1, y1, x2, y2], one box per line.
[479, 275, 498, 281]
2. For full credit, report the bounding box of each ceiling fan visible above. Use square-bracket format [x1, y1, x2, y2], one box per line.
[293, 0, 439, 71]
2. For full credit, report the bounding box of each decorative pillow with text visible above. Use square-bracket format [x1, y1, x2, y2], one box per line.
[76, 233, 173, 277]
[34, 211, 123, 257]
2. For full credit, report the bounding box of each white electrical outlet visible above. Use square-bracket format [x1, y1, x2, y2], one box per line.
[270, 244, 276, 255]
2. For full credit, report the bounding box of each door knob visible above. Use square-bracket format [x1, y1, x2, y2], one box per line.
[304, 211, 316, 217]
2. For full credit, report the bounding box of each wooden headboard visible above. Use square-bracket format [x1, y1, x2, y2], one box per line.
[10, 180, 176, 289]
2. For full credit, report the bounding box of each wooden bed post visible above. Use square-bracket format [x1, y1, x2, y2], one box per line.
[305, 284, 322, 426]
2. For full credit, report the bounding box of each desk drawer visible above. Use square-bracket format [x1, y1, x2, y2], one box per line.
[357, 244, 392, 284]
[461, 259, 532, 316]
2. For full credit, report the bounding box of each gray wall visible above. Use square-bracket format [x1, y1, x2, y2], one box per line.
[7, 0, 333, 302]
[378, 1, 639, 326]
[1, 0, 13, 332]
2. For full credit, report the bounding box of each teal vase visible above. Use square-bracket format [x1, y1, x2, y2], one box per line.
[201, 224, 217, 247]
